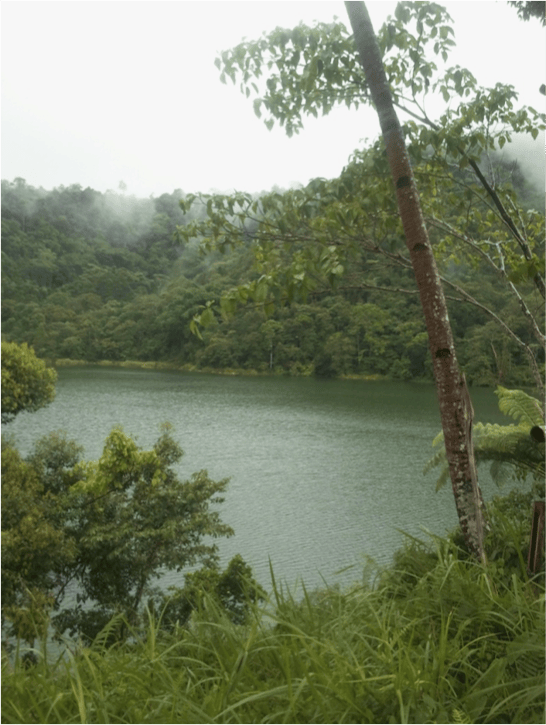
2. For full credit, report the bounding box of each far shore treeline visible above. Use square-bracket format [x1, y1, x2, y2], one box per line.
[1, 175, 543, 386]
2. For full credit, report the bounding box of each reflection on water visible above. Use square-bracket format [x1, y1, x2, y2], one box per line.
[4, 367, 507, 591]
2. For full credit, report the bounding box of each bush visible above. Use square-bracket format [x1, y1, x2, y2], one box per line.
[1, 341, 57, 423]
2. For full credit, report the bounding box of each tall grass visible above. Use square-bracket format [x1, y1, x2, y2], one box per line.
[3, 517, 544, 723]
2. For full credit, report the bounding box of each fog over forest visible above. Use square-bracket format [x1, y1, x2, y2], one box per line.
[2, 123, 544, 390]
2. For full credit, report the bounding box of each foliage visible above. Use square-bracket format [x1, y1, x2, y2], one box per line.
[508, 1, 546, 25]
[1, 341, 57, 423]
[1, 440, 77, 642]
[1, 166, 542, 385]
[425, 386, 545, 491]
[176, 1, 545, 392]
[214, 4, 459, 137]
[2, 491, 544, 724]
[480, 483, 544, 581]
[2, 424, 235, 644]
[154, 554, 267, 629]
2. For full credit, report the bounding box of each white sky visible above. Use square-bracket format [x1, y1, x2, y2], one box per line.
[1, 0, 545, 198]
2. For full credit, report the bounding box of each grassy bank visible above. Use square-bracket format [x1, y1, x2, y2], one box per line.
[3, 491, 544, 724]
[50, 357, 388, 381]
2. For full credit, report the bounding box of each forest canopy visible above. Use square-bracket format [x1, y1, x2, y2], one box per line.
[1, 165, 543, 388]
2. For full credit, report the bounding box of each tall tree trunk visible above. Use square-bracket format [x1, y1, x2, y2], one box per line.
[345, 1, 487, 563]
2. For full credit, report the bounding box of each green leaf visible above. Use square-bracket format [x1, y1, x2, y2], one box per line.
[200, 307, 215, 328]
[495, 386, 544, 426]
[190, 317, 203, 340]
[394, 4, 410, 23]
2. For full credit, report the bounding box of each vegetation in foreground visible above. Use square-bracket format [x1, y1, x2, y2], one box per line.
[2, 486, 544, 725]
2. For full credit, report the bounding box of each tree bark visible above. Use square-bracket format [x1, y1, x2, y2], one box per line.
[345, 1, 487, 562]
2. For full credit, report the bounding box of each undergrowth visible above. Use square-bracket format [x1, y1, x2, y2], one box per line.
[2, 491, 544, 724]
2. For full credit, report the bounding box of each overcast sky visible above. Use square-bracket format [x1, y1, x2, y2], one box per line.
[2, 1, 544, 198]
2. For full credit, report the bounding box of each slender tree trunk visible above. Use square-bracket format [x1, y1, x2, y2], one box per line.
[345, 1, 487, 562]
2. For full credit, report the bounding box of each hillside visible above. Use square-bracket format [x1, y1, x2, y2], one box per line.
[1, 176, 542, 386]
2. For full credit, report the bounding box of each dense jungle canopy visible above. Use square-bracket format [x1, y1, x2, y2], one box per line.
[1, 165, 543, 388]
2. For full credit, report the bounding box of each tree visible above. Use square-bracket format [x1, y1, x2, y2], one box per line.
[1, 439, 77, 645]
[1, 341, 57, 423]
[343, 0, 487, 561]
[177, 3, 544, 393]
[2, 424, 237, 644]
[508, 1, 546, 95]
[508, 1, 546, 25]
[157, 554, 266, 629]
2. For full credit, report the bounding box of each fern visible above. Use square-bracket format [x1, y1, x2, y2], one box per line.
[424, 387, 545, 490]
[496, 386, 544, 426]
[489, 459, 515, 486]
[507, 634, 545, 680]
[452, 708, 472, 724]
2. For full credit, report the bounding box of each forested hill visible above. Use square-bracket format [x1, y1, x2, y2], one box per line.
[1, 177, 542, 386]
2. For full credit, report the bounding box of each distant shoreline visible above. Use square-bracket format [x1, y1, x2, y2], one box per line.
[50, 357, 389, 382]
[49, 358, 518, 389]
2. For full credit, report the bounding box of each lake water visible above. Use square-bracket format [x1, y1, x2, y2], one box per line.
[4, 366, 508, 592]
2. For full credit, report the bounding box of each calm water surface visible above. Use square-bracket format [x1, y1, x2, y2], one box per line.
[4, 367, 507, 591]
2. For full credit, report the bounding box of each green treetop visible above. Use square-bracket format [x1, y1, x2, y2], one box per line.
[1, 341, 57, 424]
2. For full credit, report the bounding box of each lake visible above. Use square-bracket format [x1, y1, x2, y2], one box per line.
[3, 366, 508, 592]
